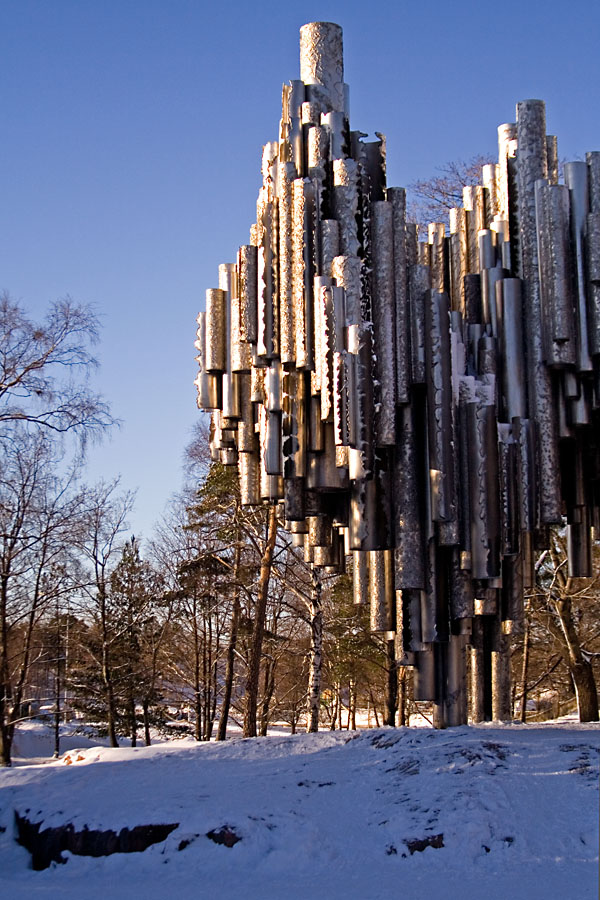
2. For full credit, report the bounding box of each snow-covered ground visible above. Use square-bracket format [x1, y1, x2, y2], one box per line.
[1, 718, 598, 899]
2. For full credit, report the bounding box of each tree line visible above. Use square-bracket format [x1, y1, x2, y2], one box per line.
[2, 192, 599, 764]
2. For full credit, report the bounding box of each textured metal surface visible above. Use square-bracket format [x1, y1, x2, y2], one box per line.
[496, 279, 526, 420]
[369, 550, 390, 632]
[393, 403, 425, 589]
[428, 223, 446, 293]
[239, 452, 260, 506]
[482, 164, 499, 221]
[331, 254, 361, 325]
[425, 291, 456, 524]
[449, 207, 468, 316]
[299, 22, 344, 114]
[238, 245, 258, 344]
[408, 265, 430, 384]
[388, 187, 410, 403]
[278, 162, 296, 365]
[333, 159, 360, 257]
[195, 21, 600, 730]
[371, 201, 397, 443]
[535, 182, 576, 365]
[292, 178, 315, 368]
[320, 220, 340, 277]
[205, 289, 226, 371]
[497, 122, 517, 224]
[564, 162, 593, 372]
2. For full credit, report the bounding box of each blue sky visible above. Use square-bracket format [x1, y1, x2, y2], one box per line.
[2, 0, 599, 540]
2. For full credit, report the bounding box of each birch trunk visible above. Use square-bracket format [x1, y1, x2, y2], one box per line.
[306, 569, 323, 733]
[217, 534, 242, 740]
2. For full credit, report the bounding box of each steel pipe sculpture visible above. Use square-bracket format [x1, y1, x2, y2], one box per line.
[195, 22, 600, 726]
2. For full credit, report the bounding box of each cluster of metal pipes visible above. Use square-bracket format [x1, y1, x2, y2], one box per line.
[195, 22, 600, 726]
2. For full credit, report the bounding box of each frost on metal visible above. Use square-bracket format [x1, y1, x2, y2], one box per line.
[195, 23, 600, 727]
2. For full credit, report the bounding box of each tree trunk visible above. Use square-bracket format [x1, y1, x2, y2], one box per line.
[329, 689, 338, 730]
[194, 690, 202, 741]
[368, 686, 380, 728]
[306, 569, 323, 733]
[193, 597, 202, 741]
[129, 691, 137, 747]
[260, 658, 276, 736]
[143, 699, 151, 745]
[349, 678, 357, 730]
[1, 576, 12, 766]
[398, 668, 407, 726]
[520, 616, 530, 722]
[101, 643, 119, 748]
[491, 620, 511, 721]
[53, 668, 61, 759]
[383, 638, 398, 726]
[554, 597, 599, 722]
[469, 617, 486, 723]
[243, 504, 278, 738]
[218, 534, 242, 741]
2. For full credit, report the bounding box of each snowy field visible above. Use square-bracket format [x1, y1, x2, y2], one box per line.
[1, 719, 598, 899]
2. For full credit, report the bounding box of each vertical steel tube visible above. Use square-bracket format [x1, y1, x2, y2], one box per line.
[205, 288, 226, 371]
[331, 254, 362, 326]
[496, 278, 527, 420]
[565, 161, 593, 373]
[292, 178, 315, 368]
[299, 22, 345, 114]
[516, 99, 561, 524]
[371, 200, 397, 444]
[388, 187, 410, 404]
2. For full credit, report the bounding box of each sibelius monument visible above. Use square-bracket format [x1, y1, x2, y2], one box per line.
[195, 22, 600, 727]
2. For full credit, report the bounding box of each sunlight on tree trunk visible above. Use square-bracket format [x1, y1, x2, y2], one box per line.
[243, 504, 278, 738]
[306, 569, 323, 733]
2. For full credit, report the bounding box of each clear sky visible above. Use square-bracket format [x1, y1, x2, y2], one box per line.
[2, 0, 599, 541]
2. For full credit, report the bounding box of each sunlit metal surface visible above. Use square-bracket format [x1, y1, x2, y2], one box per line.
[195, 23, 600, 727]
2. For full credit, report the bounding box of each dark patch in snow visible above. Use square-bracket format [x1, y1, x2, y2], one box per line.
[404, 834, 444, 854]
[482, 845, 491, 853]
[386, 759, 419, 776]
[177, 834, 200, 851]
[370, 733, 401, 750]
[297, 780, 335, 788]
[206, 826, 241, 848]
[385, 844, 397, 855]
[481, 741, 508, 761]
[15, 811, 178, 870]
[248, 815, 276, 830]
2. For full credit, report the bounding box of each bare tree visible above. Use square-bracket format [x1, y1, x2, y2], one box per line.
[75, 481, 134, 746]
[0, 293, 114, 441]
[0, 429, 87, 765]
[407, 155, 493, 228]
[528, 534, 599, 722]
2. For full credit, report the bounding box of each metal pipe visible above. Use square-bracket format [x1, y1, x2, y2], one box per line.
[564, 162, 593, 373]
[371, 200, 397, 444]
[299, 22, 345, 114]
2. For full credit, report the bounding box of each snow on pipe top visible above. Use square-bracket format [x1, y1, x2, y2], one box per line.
[195, 22, 600, 727]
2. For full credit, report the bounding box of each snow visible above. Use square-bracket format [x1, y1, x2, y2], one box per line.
[1, 718, 598, 899]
